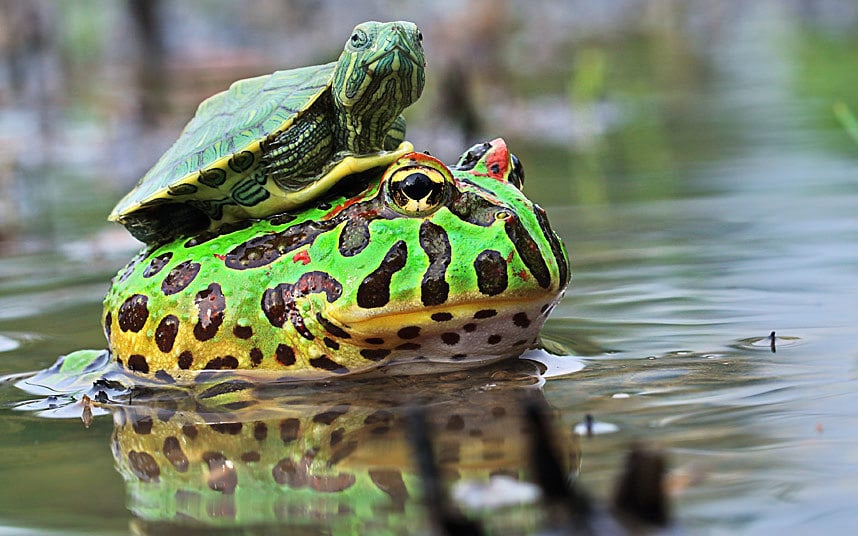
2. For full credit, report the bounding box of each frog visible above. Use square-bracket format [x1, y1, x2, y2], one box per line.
[97, 138, 569, 381]
[9, 138, 566, 394]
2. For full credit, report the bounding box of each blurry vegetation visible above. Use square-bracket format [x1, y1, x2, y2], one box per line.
[792, 28, 858, 151]
[3, 1, 858, 248]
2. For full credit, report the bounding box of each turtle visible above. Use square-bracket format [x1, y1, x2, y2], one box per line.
[109, 20, 426, 245]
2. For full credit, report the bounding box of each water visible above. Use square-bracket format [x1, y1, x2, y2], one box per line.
[2, 2, 858, 534]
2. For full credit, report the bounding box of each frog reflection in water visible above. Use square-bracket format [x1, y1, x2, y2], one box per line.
[98, 138, 569, 381]
[106, 360, 579, 533]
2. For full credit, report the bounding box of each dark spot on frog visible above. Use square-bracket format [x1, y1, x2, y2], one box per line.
[127, 354, 150, 374]
[163, 436, 189, 472]
[155, 315, 179, 353]
[261, 272, 343, 339]
[182, 424, 198, 439]
[396, 342, 421, 350]
[143, 252, 173, 278]
[328, 439, 359, 467]
[441, 332, 460, 345]
[275, 344, 295, 366]
[116, 250, 145, 284]
[184, 220, 253, 248]
[474, 249, 508, 296]
[357, 240, 408, 308]
[233, 325, 253, 339]
[118, 294, 149, 333]
[127, 451, 160, 482]
[488, 334, 503, 344]
[463, 323, 477, 332]
[364, 410, 394, 427]
[505, 216, 551, 289]
[280, 418, 300, 444]
[202, 451, 238, 494]
[194, 283, 226, 341]
[273, 457, 312, 488]
[178, 351, 193, 369]
[474, 309, 497, 319]
[323, 337, 340, 350]
[204, 355, 238, 370]
[313, 405, 350, 425]
[369, 469, 409, 506]
[360, 348, 390, 361]
[132, 415, 153, 435]
[249, 348, 263, 367]
[161, 260, 201, 295]
[209, 422, 243, 435]
[513, 312, 531, 328]
[241, 451, 261, 463]
[313, 471, 356, 492]
[365, 337, 384, 345]
[103, 312, 112, 339]
[419, 220, 451, 306]
[431, 312, 453, 322]
[253, 421, 268, 441]
[310, 355, 349, 373]
[397, 326, 421, 339]
[446, 414, 465, 431]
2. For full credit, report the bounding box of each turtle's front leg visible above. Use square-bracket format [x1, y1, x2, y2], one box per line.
[261, 109, 334, 191]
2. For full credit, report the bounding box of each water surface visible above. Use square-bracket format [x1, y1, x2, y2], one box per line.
[2, 2, 858, 534]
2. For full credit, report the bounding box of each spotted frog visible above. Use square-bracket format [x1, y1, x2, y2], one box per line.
[100, 138, 568, 380]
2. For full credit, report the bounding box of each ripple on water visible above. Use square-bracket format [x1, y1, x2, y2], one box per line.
[573, 416, 620, 436]
[519, 348, 586, 378]
[733, 332, 802, 352]
[0, 334, 19, 353]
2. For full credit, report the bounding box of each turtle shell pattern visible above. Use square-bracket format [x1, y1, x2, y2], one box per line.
[110, 62, 338, 222]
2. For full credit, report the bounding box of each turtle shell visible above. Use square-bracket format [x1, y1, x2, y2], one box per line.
[111, 63, 335, 218]
[109, 63, 411, 232]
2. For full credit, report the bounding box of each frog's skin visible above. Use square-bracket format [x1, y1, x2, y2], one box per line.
[105, 360, 579, 532]
[103, 138, 569, 380]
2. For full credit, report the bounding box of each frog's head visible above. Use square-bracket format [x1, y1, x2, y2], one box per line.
[316, 138, 570, 369]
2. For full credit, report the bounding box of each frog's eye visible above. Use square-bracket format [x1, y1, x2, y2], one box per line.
[348, 29, 370, 50]
[386, 165, 448, 215]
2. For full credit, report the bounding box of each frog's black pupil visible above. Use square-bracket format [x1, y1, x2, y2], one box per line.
[402, 173, 433, 200]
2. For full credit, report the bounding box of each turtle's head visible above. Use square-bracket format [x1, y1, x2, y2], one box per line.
[333, 21, 425, 141]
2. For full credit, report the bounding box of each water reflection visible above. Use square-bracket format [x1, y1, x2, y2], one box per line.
[79, 360, 577, 534]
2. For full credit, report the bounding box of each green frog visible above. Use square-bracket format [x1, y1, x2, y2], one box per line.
[96, 137, 569, 381]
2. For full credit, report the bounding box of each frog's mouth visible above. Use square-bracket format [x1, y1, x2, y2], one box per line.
[326, 295, 562, 363]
